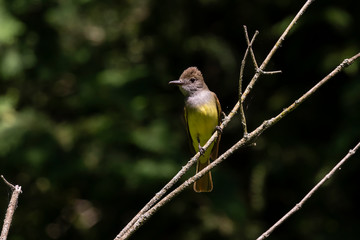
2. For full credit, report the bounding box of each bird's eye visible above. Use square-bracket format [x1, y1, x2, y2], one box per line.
[190, 78, 196, 83]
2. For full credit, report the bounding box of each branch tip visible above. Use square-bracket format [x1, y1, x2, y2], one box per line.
[1, 175, 15, 191]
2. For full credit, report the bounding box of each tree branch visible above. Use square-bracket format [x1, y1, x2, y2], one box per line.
[0, 175, 22, 240]
[239, 26, 259, 135]
[257, 141, 360, 240]
[243, 26, 259, 72]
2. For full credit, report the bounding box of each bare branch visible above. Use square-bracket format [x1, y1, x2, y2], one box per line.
[1, 176, 22, 240]
[243, 25, 259, 69]
[0, 177, 14, 192]
[257, 69, 282, 75]
[257, 141, 360, 240]
[239, 26, 259, 135]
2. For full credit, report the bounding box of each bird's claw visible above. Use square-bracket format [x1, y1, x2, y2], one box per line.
[199, 147, 205, 155]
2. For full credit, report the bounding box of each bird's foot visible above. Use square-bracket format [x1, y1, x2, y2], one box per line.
[198, 143, 205, 155]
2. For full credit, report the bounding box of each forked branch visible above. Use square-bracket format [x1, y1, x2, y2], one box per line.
[239, 26, 259, 135]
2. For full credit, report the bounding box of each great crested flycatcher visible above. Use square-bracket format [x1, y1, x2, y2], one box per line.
[169, 67, 221, 192]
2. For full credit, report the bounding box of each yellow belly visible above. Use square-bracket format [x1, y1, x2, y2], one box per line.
[187, 102, 218, 163]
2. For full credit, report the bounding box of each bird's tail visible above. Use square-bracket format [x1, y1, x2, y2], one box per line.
[193, 158, 213, 192]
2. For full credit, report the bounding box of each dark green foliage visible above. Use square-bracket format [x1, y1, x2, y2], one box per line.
[0, 0, 359, 239]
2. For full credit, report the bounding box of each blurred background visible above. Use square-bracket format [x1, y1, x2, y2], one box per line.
[0, 0, 359, 239]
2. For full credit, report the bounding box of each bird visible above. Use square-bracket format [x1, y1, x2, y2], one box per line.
[169, 67, 221, 192]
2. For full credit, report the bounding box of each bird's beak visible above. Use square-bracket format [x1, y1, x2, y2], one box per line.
[168, 79, 184, 86]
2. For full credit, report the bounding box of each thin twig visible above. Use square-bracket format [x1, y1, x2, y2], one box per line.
[257, 141, 360, 240]
[119, 52, 360, 240]
[0, 177, 14, 192]
[243, 25, 259, 69]
[239, 27, 259, 135]
[258, 69, 282, 75]
[239, 26, 257, 100]
[0, 176, 22, 240]
[116, 1, 317, 239]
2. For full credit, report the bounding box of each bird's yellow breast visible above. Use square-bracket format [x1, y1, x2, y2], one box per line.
[186, 101, 218, 160]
